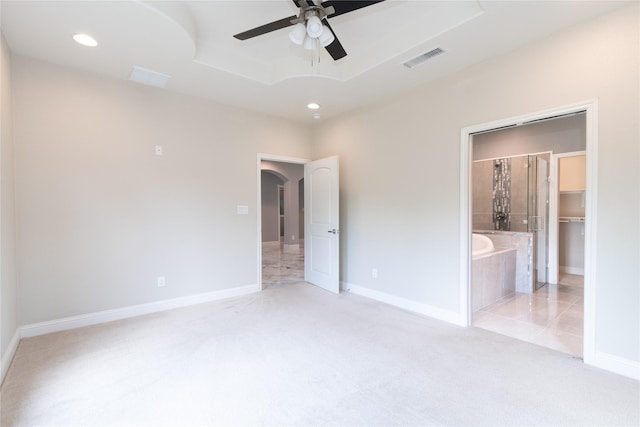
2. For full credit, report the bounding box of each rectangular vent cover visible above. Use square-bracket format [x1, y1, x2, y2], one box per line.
[403, 48, 445, 69]
[129, 66, 171, 88]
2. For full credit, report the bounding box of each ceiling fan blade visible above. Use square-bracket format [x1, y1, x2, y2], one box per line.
[322, 20, 347, 60]
[293, 0, 319, 7]
[321, 0, 385, 18]
[234, 15, 298, 40]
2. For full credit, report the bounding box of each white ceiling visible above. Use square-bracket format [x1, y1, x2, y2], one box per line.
[0, 1, 629, 123]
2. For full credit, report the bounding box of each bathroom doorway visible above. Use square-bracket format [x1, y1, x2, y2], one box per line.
[460, 101, 597, 362]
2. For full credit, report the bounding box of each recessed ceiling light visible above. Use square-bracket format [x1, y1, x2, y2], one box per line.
[73, 33, 98, 47]
[307, 103, 320, 110]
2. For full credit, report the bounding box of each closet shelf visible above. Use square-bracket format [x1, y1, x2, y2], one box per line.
[559, 216, 585, 223]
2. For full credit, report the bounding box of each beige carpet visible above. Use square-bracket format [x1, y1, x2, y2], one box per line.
[1, 283, 638, 426]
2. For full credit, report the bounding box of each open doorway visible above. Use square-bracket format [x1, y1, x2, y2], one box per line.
[260, 160, 305, 288]
[257, 154, 341, 294]
[460, 101, 597, 364]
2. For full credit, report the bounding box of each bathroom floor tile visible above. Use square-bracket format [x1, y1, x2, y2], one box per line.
[549, 304, 584, 336]
[558, 273, 584, 288]
[473, 282, 584, 358]
[483, 294, 571, 326]
[472, 312, 546, 342]
[533, 284, 582, 304]
[531, 329, 583, 358]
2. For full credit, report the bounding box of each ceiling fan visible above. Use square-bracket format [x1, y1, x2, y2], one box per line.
[233, 0, 386, 61]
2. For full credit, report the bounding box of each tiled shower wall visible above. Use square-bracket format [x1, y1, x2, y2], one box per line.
[472, 156, 529, 232]
[472, 160, 494, 230]
[493, 158, 511, 230]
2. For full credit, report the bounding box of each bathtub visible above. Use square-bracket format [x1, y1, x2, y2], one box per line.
[472, 233, 494, 258]
[471, 233, 516, 312]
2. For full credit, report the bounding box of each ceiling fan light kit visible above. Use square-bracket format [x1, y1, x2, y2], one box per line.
[318, 26, 335, 47]
[288, 23, 307, 45]
[234, 0, 386, 62]
[305, 15, 323, 38]
[303, 35, 317, 51]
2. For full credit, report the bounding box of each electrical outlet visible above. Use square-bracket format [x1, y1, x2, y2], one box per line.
[372, 268, 378, 279]
[155, 145, 163, 156]
[157, 276, 165, 287]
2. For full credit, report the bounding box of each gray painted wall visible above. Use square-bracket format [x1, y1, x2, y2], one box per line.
[472, 113, 586, 160]
[261, 171, 283, 242]
[261, 161, 304, 245]
[12, 56, 311, 325]
[312, 5, 639, 364]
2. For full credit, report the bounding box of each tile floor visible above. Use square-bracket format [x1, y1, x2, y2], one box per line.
[262, 240, 304, 288]
[473, 273, 584, 358]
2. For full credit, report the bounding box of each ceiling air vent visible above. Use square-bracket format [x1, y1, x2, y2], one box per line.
[403, 48, 445, 69]
[129, 66, 171, 88]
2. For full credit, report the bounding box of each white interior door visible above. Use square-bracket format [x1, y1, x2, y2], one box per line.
[304, 156, 339, 293]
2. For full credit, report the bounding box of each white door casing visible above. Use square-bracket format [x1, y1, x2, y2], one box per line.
[460, 100, 597, 368]
[535, 157, 549, 284]
[304, 156, 340, 294]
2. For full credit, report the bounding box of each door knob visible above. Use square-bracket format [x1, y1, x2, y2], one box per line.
[327, 229, 339, 234]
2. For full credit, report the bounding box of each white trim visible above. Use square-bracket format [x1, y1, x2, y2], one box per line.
[591, 352, 640, 381]
[346, 282, 465, 326]
[257, 154, 310, 291]
[548, 154, 560, 284]
[460, 100, 599, 368]
[19, 284, 260, 338]
[1, 330, 20, 386]
[459, 124, 472, 326]
[582, 102, 598, 366]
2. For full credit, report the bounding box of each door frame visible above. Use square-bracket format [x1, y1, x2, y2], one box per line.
[257, 154, 310, 290]
[548, 150, 586, 285]
[459, 100, 598, 365]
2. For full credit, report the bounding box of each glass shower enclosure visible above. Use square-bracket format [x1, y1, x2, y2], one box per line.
[472, 153, 549, 287]
[529, 155, 549, 286]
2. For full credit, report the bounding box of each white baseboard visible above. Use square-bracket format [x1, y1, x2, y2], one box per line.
[343, 282, 465, 326]
[1, 330, 21, 386]
[19, 284, 260, 338]
[560, 266, 584, 275]
[591, 351, 640, 380]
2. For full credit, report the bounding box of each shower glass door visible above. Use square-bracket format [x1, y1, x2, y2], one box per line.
[528, 155, 549, 286]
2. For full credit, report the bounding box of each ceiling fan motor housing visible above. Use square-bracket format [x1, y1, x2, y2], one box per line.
[234, 1, 386, 61]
